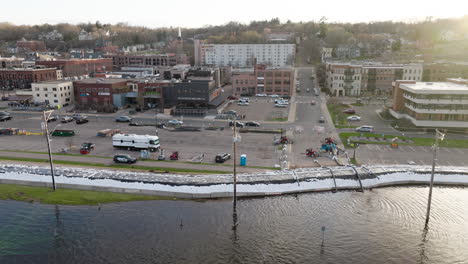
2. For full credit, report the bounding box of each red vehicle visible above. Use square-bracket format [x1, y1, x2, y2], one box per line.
[324, 137, 335, 144]
[80, 142, 95, 155]
[306, 148, 319, 158]
[170, 151, 179, 160]
[274, 136, 293, 145]
[227, 95, 239, 100]
[343, 109, 356, 114]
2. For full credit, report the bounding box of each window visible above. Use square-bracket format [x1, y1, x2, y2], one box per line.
[43, 88, 48, 91]
[45, 94, 48, 97]
[36, 94, 39, 97]
[54, 100, 58, 103]
[53, 88, 57, 91]
[35, 88, 39, 91]
[54, 94, 57, 97]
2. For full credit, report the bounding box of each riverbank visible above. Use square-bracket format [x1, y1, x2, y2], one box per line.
[1, 163, 468, 200]
[0, 183, 175, 205]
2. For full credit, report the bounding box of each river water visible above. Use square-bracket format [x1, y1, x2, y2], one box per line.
[1, 186, 468, 264]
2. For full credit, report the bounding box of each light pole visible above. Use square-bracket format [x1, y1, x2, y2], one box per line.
[232, 116, 240, 230]
[424, 129, 445, 229]
[43, 110, 57, 191]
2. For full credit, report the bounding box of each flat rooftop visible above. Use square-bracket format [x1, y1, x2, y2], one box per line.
[33, 80, 73, 85]
[76, 78, 126, 84]
[401, 82, 468, 94]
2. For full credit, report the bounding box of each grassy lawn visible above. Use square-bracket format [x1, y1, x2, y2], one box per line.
[0, 156, 230, 174]
[339, 132, 468, 148]
[327, 103, 352, 126]
[0, 184, 175, 205]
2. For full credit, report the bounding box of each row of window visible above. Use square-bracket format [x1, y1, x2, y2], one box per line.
[36, 92, 71, 98]
[35, 86, 71, 92]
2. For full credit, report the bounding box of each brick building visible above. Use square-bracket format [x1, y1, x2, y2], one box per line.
[422, 62, 468, 82]
[0, 68, 58, 89]
[73, 78, 129, 112]
[232, 64, 295, 96]
[36, 58, 112, 77]
[104, 53, 189, 69]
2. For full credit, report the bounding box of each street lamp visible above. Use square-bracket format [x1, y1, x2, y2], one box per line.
[424, 129, 445, 229]
[42, 110, 57, 191]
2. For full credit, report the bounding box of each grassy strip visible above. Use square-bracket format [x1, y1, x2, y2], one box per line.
[0, 156, 230, 174]
[327, 103, 351, 126]
[0, 149, 277, 170]
[339, 132, 468, 148]
[0, 184, 175, 205]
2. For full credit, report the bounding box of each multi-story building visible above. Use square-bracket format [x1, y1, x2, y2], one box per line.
[391, 79, 468, 128]
[31, 80, 73, 107]
[325, 62, 423, 96]
[0, 56, 25, 68]
[36, 58, 112, 77]
[232, 64, 295, 96]
[0, 67, 58, 89]
[16, 40, 46, 53]
[105, 53, 189, 69]
[73, 78, 130, 112]
[194, 40, 296, 67]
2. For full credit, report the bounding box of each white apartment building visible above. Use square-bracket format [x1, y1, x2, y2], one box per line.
[32, 80, 73, 107]
[402, 64, 423, 81]
[194, 41, 295, 67]
[325, 63, 362, 96]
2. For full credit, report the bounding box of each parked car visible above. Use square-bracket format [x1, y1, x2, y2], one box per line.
[319, 116, 325, 123]
[168, 119, 183, 126]
[306, 88, 310, 92]
[310, 100, 316, 105]
[113, 154, 137, 164]
[72, 113, 85, 120]
[238, 101, 249, 106]
[245, 121, 260, 127]
[80, 142, 95, 154]
[1, 96, 9, 101]
[269, 94, 280, 98]
[255, 93, 267, 97]
[229, 121, 245, 128]
[61, 116, 74, 123]
[355, 126, 375, 133]
[47, 116, 58, 123]
[343, 109, 356, 114]
[227, 95, 239, 100]
[215, 153, 231, 163]
[0, 112, 12, 121]
[240, 98, 250, 103]
[347, 115, 361, 121]
[224, 110, 237, 116]
[115, 116, 132, 122]
[275, 103, 287, 108]
[75, 117, 89, 124]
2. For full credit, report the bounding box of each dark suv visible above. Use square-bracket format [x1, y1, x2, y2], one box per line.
[113, 154, 137, 164]
[215, 153, 231, 163]
[75, 117, 89, 124]
[0, 111, 12, 121]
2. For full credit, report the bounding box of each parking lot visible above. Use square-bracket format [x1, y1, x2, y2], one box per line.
[0, 114, 282, 167]
[222, 97, 289, 122]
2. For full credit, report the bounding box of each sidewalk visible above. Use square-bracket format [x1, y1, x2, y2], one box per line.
[0, 150, 271, 174]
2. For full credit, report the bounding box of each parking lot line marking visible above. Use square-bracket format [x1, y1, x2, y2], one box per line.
[446, 161, 454, 166]
[419, 160, 426, 165]
[454, 148, 465, 155]
[419, 146, 429, 152]
[408, 146, 417, 152]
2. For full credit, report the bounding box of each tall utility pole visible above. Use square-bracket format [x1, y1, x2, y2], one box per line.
[232, 117, 239, 230]
[425, 129, 445, 228]
[43, 110, 57, 191]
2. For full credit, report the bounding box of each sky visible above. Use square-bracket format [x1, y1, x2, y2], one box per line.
[2, 0, 468, 28]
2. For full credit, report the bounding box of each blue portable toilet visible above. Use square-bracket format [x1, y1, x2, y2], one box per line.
[240, 154, 247, 166]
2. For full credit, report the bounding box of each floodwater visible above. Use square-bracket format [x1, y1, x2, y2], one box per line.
[1, 185, 468, 264]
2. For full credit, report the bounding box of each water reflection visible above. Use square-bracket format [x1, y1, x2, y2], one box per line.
[0, 186, 467, 264]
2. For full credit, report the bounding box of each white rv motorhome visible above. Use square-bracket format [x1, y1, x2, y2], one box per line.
[112, 134, 160, 152]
